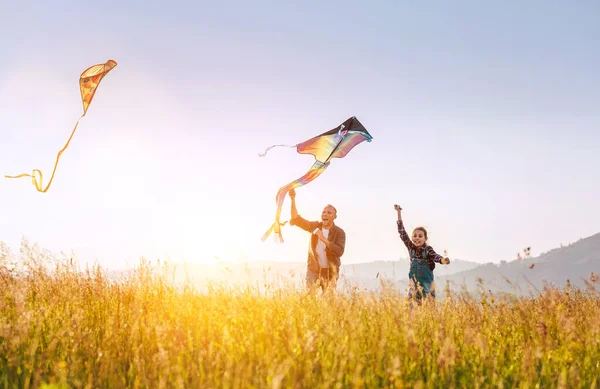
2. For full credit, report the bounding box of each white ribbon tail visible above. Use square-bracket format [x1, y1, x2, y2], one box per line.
[258, 143, 297, 157]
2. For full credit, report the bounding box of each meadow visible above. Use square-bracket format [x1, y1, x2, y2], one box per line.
[1, 241, 599, 388]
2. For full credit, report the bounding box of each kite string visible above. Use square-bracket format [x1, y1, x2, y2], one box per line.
[4, 114, 84, 193]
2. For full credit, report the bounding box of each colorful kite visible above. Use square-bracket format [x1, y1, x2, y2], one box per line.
[5, 59, 117, 192]
[259, 116, 373, 243]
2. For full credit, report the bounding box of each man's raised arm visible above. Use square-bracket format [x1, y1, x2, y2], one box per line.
[290, 189, 299, 220]
[289, 189, 316, 232]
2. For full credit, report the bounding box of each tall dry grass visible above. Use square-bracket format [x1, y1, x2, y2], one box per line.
[1, 240, 599, 388]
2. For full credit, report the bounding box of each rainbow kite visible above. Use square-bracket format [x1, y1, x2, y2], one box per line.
[5, 59, 117, 192]
[259, 116, 373, 243]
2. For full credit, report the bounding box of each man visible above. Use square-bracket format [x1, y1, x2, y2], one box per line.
[288, 188, 346, 292]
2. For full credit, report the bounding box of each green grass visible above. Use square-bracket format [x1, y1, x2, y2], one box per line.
[1, 242, 599, 388]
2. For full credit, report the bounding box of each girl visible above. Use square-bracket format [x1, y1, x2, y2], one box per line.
[394, 204, 450, 301]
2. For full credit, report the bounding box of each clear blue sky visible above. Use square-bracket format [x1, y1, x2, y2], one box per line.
[1, 0, 599, 270]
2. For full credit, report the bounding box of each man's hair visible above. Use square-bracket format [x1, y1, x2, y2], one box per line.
[325, 204, 337, 215]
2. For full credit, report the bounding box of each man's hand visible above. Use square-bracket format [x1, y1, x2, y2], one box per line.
[315, 229, 329, 246]
[289, 189, 296, 199]
[441, 257, 450, 265]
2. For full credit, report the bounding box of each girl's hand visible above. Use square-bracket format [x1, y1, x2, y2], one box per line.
[394, 204, 402, 211]
[441, 257, 450, 265]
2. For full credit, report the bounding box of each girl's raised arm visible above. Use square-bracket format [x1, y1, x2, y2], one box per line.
[395, 205, 413, 249]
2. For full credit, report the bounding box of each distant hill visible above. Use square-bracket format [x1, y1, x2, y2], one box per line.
[140, 257, 480, 292]
[338, 258, 480, 290]
[423, 232, 600, 296]
[102, 232, 600, 296]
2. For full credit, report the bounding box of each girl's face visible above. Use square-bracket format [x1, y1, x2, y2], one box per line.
[411, 229, 427, 247]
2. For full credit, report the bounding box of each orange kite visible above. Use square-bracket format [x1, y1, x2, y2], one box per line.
[5, 59, 117, 192]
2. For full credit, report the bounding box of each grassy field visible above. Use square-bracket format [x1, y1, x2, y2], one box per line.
[1, 243, 599, 388]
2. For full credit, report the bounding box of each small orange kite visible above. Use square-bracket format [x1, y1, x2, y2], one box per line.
[5, 59, 117, 192]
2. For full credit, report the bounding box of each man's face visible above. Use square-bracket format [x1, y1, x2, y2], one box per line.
[321, 205, 337, 227]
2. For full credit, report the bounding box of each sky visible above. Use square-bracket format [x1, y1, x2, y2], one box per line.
[1, 0, 599, 271]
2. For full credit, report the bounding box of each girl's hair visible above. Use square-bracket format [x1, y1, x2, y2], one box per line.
[413, 226, 428, 241]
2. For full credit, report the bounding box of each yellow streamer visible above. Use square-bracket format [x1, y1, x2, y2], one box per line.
[5, 59, 117, 192]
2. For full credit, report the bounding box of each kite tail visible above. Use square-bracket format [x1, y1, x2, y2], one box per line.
[258, 143, 297, 157]
[5, 114, 84, 193]
[260, 185, 289, 243]
[261, 161, 330, 243]
[261, 220, 289, 243]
